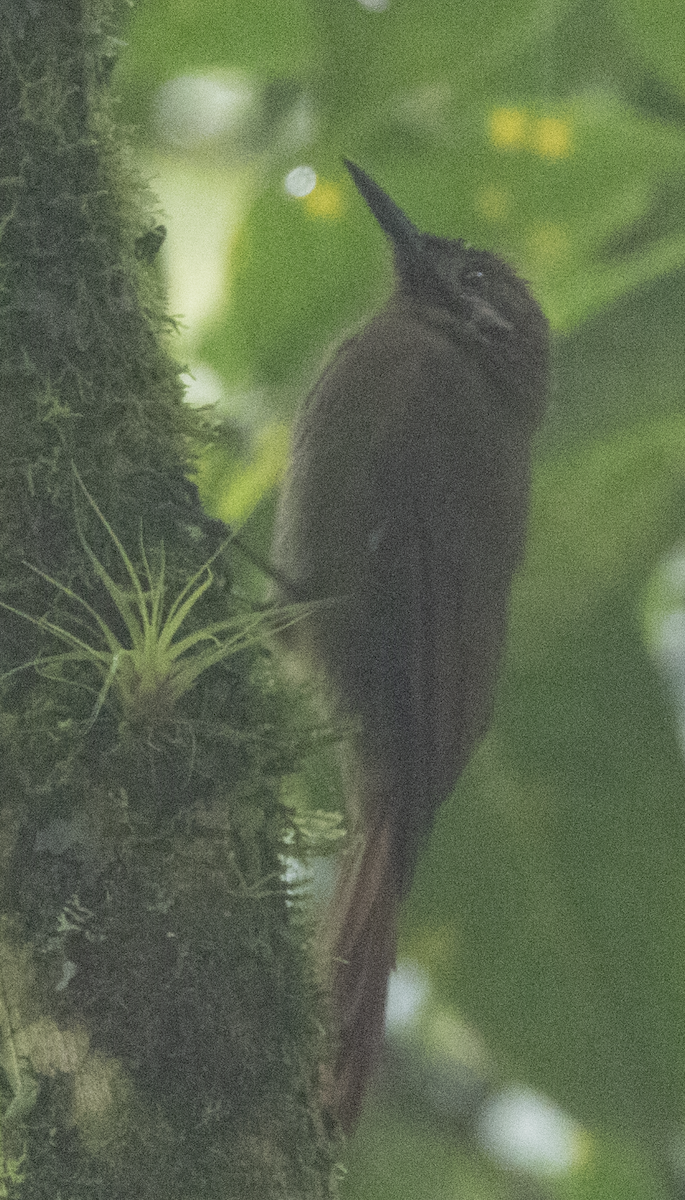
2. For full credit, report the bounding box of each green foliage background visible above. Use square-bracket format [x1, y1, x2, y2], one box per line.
[114, 0, 685, 1195]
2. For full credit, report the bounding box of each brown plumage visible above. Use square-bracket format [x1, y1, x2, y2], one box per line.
[272, 161, 549, 1131]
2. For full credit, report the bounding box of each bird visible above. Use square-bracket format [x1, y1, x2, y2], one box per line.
[271, 159, 549, 1132]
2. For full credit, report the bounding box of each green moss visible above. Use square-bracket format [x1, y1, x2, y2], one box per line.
[0, 1, 338, 1194]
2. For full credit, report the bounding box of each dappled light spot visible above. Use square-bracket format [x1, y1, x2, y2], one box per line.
[533, 116, 572, 159]
[643, 550, 685, 757]
[489, 107, 528, 150]
[209, 421, 291, 525]
[385, 962, 430, 1028]
[284, 168, 344, 218]
[477, 1085, 589, 1174]
[526, 222, 570, 266]
[488, 108, 573, 159]
[180, 364, 226, 408]
[284, 165, 317, 198]
[153, 75, 254, 148]
[475, 186, 509, 221]
[305, 181, 345, 219]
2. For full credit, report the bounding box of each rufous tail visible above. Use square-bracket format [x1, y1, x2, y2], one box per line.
[321, 815, 400, 1132]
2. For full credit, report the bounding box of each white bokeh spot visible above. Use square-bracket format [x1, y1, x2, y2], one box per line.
[386, 961, 430, 1028]
[154, 76, 254, 148]
[478, 1085, 584, 1174]
[284, 165, 317, 198]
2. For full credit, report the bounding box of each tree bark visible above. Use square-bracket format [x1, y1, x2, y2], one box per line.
[0, 2, 337, 1194]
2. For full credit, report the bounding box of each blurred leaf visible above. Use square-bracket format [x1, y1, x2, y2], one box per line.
[197, 420, 290, 524]
[116, 0, 315, 116]
[541, 267, 685, 454]
[512, 418, 685, 655]
[553, 1134, 671, 1200]
[615, 0, 685, 96]
[344, 1107, 671, 1200]
[409, 419, 685, 1142]
[344, 1107, 508, 1200]
[201, 166, 391, 390]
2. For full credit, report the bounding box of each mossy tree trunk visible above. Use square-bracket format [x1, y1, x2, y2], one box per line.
[0, 1, 337, 1195]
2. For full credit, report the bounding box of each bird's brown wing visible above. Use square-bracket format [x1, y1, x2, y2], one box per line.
[283, 310, 531, 870]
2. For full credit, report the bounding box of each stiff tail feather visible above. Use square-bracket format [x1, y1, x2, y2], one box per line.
[321, 815, 401, 1132]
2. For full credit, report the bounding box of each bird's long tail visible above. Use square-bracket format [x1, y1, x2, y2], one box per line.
[320, 813, 401, 1133]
